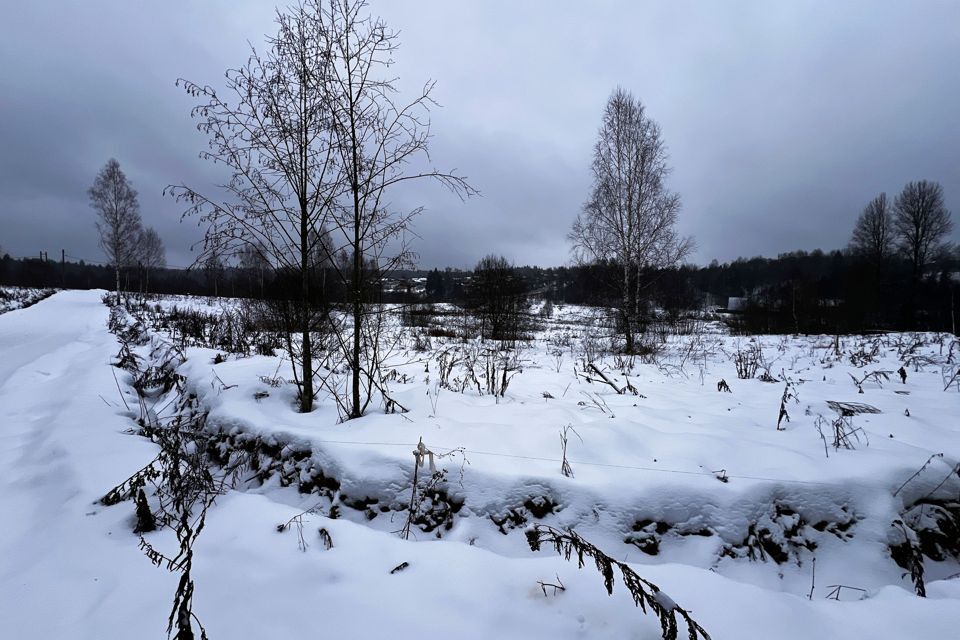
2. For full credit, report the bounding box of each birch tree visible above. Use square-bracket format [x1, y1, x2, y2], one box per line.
[317, 0, 475, 419]
[169, 0, 471, 417]
[138, 226, 166, 293]
[168, 1, 342, 412]
[89, 158, 143, 302]
[569, 88, 691, 353]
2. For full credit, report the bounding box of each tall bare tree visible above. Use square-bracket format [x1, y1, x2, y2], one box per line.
[466, 254, 530, 342]
[202, 248, 225, 298]
[893, 180, 953, 282]
[569, 88, 691, 353]
[317, 0, 475, 419]
[238, 243, 271, 299]
[168, 1, 343, 412]
[137, 226, 166, 293]
[849, 192, 895, 266]
[89, 158, 143, 302]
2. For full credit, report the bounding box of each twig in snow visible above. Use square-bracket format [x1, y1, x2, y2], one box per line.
[111, 365, 131, 412]
[825, 584, 868, 601]
[560, 424, 582, 478]
[578, 391, 614, 417]
[537, 574, 566, 596]
[586, 362, 625, 394]
[808, 557, 816, 600]
[893, 453, 945, 497]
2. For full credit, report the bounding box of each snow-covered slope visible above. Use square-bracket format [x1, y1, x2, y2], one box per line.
[0, 286, 56, 315]
[1, 290, 958, 639]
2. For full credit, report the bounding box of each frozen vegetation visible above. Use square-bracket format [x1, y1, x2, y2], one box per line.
[0, 286, 56, 315]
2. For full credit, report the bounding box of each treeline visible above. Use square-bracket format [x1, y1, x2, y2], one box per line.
[685, 250, 958, 334]
[421, 250, 959, 335]
[0, 255, 209, 295]
[3, 249, 957, 335]
[402, 249, 960, 336]
[0, 254, 357, 301]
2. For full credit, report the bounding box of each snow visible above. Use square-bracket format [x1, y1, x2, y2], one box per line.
[1, 290, 958, 639]
[0, 286, 56, 315]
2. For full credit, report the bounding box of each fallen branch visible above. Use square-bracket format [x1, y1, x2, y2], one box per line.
[587, 363, 625, 394]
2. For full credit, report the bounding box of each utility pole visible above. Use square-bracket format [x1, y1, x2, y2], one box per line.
[61, 249, 65, 288]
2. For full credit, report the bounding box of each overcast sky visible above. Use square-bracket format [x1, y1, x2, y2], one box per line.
[1, 1, 958, 269]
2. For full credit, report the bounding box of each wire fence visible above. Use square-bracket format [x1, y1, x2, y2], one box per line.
[261, 434, 893, 490]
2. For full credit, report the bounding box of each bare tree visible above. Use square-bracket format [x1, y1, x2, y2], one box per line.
[569, 88, 691, 353]
[318, 0, 475, 419]
[849, 192, 895, 265]
[893, 180, 954, 282]
[202, 249, 224, 298]
[167, 1, 343, 412]
[89, 158, 143, 302]
[169, 0, 471, 415]
[238, 243, 271, 299]
[466, 254, 530, 342]
[138, 227, 166, 293]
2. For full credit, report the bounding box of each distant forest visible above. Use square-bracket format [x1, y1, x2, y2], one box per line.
[3, 248, 957, 335]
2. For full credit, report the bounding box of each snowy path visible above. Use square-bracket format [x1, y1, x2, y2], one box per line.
[2, 291, 959, 639]
[0, 291, 170, 638]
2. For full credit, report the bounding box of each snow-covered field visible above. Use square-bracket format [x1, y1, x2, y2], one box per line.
[2, 290, 959, 639]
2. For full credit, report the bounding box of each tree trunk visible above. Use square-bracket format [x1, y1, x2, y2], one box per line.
[351, 191, 362, 418]
[348, 80, 363, 420]
[622, 262, 634, 353]
[908, 261, 920, 330]
[634, 263, 645, 339]
[300, 211, 314, 413]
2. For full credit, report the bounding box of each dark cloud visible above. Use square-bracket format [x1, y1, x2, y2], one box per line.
[2, 1, 958, 269]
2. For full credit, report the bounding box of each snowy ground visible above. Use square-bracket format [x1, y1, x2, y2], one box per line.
[1, 290, 959, 639]
[0, 286, 56, 315]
